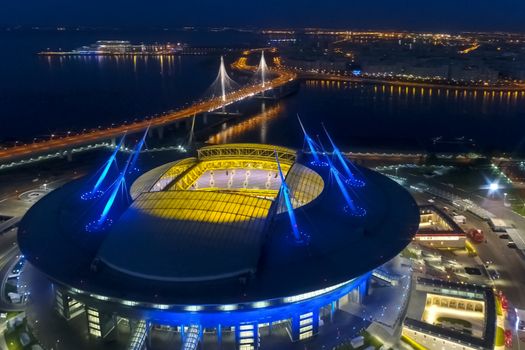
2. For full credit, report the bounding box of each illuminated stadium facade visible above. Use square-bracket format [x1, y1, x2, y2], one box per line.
[18, 142, 419, 349]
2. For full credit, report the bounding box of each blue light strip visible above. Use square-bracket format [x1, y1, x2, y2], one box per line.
[127, 127, 149, 174]
[297, 115, 321, 163]
[92, 135, 126, 194]
[145, 273, 371, 328]
[322, 125, 363, 186]
[318, 141, 365, 216]
[97, 150, 135, 227]
[275, 152, 301, 242]
[326, 156, 357, 212]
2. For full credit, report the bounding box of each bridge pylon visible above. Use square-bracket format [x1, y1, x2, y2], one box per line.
[258, 50, 268, 88]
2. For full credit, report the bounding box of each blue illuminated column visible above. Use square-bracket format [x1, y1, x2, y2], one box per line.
[127, 127, 149, 174]
[312, 309, 320, 336]
[96, 177, 124, 227]
[357, 275, 370, 304]
[327, 156, 360, 214]
[316, 140, 365, 216]
[82, 134, 125, 200]
[291, 315, 300, 341]
[275, 152, 302, 242]
[93, 136, 124, 192]
[323, 124, 364, 187]
[217, 324, 222, 346]
[349, 274, 370, 304]
[91, 133, 144, 230]
[297, 115, 322, 163]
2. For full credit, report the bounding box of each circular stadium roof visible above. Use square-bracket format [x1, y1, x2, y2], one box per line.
[18, 143, 419, 305]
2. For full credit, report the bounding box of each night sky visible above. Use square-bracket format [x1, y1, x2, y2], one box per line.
[2, 0, 525, 32]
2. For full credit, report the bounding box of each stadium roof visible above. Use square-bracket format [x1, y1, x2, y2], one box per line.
[18, 143, 419, 305]
[99, 190, 272, 281]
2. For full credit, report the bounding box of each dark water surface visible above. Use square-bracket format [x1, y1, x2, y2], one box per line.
[1, 30, 525, 154]
[0, 29, 261, 139]
[215, 80, 525, 154]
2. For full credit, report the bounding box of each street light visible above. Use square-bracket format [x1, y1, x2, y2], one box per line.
[489, 182, 499, 192]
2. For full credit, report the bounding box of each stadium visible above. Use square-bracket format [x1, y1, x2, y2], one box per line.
[18, 140, 419, 349]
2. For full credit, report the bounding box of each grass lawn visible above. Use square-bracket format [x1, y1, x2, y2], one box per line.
[496, 187, 525, 217]
[400, 248, 419, 260]
[510, 197, 525, 217]
[511, 203, 525, 216]
[3, 318, 39, 350]
[5, 312, 22, 320]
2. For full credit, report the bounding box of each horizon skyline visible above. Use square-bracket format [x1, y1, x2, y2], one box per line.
[2, 1, 525, 33]
[3, 24, 525, 34]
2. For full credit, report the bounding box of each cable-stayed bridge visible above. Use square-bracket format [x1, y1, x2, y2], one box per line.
[0, 51, 296, 164]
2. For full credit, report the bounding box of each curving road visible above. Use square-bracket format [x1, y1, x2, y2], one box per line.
[0, 62, 296, 163]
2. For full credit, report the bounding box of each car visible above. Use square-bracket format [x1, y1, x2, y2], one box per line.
[499, 234, 509, 239]
[507, 242, 517, 248]
[467, 229, 484, 243]
[487, 269, 500, 279]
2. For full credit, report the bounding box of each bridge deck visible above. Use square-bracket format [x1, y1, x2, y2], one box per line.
[0, 68, 296, 163]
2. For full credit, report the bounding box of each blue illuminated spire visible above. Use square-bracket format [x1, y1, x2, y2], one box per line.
[275, 152, 304, 243]
[86, 131, 148, 232]
[97, 177, 125, 227]
[318, 141, 366, 217]
[322, 124, 364, 187]
[297, 115, 327, 167]
[127, 126, 149, 174]
[81, 134, 126, 200]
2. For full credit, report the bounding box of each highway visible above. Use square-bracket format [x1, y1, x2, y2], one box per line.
[0, 63, 296, 164]
[409, 190, 525, 350]
[0, 228, 23, 312]
[398, 169, 525, 309]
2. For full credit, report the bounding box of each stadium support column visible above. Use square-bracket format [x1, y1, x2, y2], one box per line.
[236, 322, 259, 349]
[291, 315, 300, 341]
[357, 275, 370, 304]
[312, 309, 320, 337]
[217, 323, 222, 346]
[330, 301, 337, 321]
[146, 321, 152, 349]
